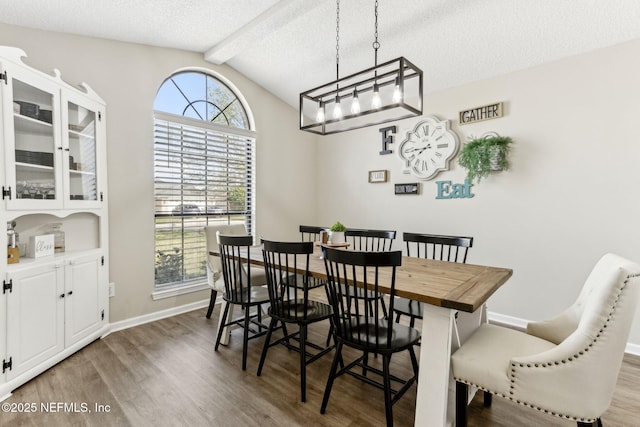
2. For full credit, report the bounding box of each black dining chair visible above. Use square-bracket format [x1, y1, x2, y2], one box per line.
[342, 228, 396, 318]
[393, 232, 474, 327]
[344, 228, 396, 251]
[300, 224, 328, 243]
[298, 225, 332, 346]
[321, 247, 420, 427]
[214, 234, 271, 371]
[257, 239, 334, 402]
[204, 224, 267, 320]
[296, 225, 329, 290]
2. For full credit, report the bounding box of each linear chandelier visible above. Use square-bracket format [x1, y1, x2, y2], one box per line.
[299, 0, 423, 135]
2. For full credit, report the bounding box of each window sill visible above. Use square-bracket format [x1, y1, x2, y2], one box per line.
[152, 281, 210, 301]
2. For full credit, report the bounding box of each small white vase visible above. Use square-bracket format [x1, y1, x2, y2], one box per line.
[328, 231, 345, 244]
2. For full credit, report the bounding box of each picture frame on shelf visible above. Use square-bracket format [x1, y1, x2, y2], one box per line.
[368, 170, 388, 183]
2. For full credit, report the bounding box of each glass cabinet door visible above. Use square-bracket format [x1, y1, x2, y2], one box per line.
[2, 59, 104, 211]
[61, 90, 103, 210]
[66, 101, 98, 203]
[3, 63, 63, 209]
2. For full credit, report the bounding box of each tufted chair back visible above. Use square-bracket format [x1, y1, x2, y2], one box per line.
[452, 253, 640, 426]
[517, 253, 640, 420]
[204, 224, 248, 291]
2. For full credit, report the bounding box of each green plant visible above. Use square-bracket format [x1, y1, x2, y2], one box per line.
[227, 187, 246, 212]
[458, 135, 513, 184]
[155, 248, 183, 284]
[329, 221, 346, 232]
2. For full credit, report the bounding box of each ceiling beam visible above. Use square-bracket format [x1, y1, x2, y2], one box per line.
[204, 0, 326, 65]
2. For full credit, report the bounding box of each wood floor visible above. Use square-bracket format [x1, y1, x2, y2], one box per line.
[3, 304, 640, 426]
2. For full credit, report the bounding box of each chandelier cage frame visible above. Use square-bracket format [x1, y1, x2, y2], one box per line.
[299, 0, 423, 135]
[299, 56, 423, 135]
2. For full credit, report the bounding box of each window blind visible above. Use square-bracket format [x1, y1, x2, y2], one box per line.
[153, 113, 255, 287]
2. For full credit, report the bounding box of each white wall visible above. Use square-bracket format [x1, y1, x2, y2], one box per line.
[315, 39, 640, 347]
[0, 23, 317, 322]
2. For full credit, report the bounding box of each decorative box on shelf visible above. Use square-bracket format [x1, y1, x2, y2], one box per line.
[7, 247, 19, 264]
[27, 234, 55, 258]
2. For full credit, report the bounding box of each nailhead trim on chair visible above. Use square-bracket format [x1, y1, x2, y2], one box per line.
[454, 378, 598, 423]
[455, 273, 638, 424]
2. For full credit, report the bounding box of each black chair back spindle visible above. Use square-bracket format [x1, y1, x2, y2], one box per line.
[299, 225, 327, 243]
[345, 228, 396, 251]
[403, 232, 473, 262]
[296, 225, 329, 291]
[219, 234, 255, 302]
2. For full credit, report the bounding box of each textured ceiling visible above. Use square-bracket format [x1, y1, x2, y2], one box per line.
[2, 0, 640, 109]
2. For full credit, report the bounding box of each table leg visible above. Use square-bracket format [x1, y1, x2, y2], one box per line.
[414, 304, 485, 427]
[217, 302, 234, 346]
[415, 304, 456, 427]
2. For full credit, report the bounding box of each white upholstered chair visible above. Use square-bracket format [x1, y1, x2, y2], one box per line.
[204, 225, 267, 341]
[451, 253, 640, 427]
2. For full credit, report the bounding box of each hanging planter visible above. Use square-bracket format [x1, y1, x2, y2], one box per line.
[458, 133, 513, 184]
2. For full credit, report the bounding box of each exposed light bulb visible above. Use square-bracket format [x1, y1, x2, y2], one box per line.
[371, 83, 381, 109]
[392, 78, 402, 103]
[333, 95, 342, 119]
[351, 89, 361, 114]
[316, 102, 325, 122]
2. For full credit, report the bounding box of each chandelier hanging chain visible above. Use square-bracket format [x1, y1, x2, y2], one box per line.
[336, 0, 340, 82]
[373, 0, 380, 66]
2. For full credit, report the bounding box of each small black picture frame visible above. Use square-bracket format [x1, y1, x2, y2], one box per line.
[394, 183, 419, 195]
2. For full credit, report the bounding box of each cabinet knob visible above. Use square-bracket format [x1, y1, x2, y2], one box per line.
[60, 293, 65, 299]
[67, 291, 73, 296]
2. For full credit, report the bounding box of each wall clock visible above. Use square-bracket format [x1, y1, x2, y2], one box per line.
[398, 116, 459, 180]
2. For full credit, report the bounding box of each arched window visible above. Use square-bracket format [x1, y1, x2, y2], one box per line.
[155, 71, 250, 128]
[153, 70, 255, 290]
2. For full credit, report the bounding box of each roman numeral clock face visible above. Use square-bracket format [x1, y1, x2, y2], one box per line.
[398, 116, 459, 180]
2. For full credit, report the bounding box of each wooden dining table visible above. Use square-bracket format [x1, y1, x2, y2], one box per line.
[212, 244, 513, 427]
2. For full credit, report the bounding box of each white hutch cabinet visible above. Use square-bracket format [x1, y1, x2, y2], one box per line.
[0, 47, 109, 398]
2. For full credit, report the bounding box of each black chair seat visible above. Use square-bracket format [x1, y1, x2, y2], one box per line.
[343, 286, 377, 299]
[285, 273, 326, 290]
[270, 299, 333, 323]
[343, 317, 420, 351]
[224, 286, 270, 306]
[392, 297, 422, 319]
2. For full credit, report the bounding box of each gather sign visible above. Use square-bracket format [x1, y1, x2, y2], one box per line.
[459, 102, 503, 125]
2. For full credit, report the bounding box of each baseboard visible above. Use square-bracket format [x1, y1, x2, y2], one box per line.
[487, 310, 640, 357]
[625, 343, 640, 356]
[487, 311, 528, 331]
[107, 299, 211, 335]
